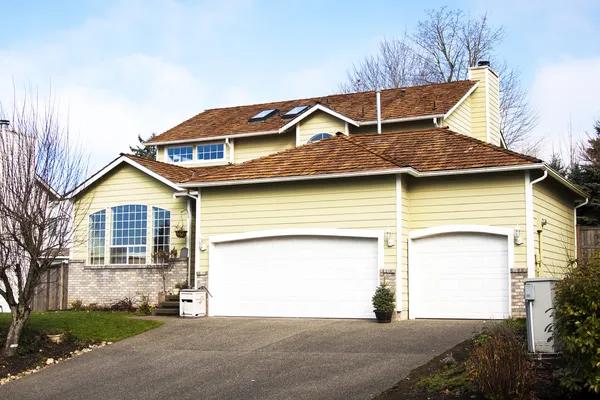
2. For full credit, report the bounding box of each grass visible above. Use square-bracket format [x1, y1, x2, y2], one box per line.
[0, 311, 163, 343]
[416, 364, 471, 395]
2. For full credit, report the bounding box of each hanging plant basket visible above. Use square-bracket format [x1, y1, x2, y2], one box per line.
[175, 229, 187, 238]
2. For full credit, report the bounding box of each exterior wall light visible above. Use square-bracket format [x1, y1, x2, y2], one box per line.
[199, 239, 207, 252]
[385, 229, 395, 247]
[514, 225, 523, 245]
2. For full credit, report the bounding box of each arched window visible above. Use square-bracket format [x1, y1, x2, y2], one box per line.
[88, 210, 106, 265]
[307, 133, 332, 143]
[110, 205, 147, 265]
[153, 207, 171, 254]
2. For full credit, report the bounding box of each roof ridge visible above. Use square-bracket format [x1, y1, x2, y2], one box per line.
[341, 135, 404, 168]
[204, 80, 475, 112]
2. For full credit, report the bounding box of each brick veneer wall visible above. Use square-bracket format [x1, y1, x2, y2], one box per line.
[511, 268, 527, 318]
[68, 258, 188, 307]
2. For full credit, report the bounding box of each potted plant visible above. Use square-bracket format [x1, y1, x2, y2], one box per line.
[45, 329, 64, 344]
[175, 223, 187, 238]
[372, 283, 396, 323]
[173, 280, 189, 295]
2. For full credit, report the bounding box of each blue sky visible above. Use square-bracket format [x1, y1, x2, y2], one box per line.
[1, 0, 599, 169]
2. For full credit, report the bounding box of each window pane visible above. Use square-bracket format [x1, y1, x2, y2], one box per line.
[168, 146, 193, 162]
[110, 205, 147, 264]
[152, 206, 171, 255]
[110, 247, 127, 264]
[88, 210, 106, 265]
[197, 143, 224, 161]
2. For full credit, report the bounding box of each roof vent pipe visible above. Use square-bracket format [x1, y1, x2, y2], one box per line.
[0, 119, 9, 134]
[477, 60, 490, 67]
[376, 90, 382, 134]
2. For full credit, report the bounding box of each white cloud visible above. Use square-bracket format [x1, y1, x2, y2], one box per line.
[0, 1, 251, 171]
[530, 57, 600, 160]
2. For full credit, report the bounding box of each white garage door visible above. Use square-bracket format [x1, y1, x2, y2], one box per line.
[209, 232, 379, 319]
[409, 231, 510, 319]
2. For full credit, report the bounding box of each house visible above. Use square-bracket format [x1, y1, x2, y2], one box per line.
[68, 62, 587, 320]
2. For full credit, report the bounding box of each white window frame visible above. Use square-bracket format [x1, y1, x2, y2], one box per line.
[109, 204, 149, 265]
[164, 141, 227, 164]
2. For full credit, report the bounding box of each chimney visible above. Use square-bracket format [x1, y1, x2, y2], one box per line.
[0, 119, 9, 135]
[376, 90, 382, 134]
[468, 62, 501, 146]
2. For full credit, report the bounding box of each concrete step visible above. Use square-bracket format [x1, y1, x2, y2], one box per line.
[153, 308, 179, 316]
[165, 295, 180, 302]
[159, 301, 180, 308]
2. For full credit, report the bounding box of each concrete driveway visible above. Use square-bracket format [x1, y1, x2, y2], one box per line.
[0, 317, 483, 400]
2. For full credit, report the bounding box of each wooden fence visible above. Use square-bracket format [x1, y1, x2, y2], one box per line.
[31, 263, 68, 311]
[577, 226, 600, 263]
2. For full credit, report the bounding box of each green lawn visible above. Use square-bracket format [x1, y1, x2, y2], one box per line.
[0, 311, 163, 342]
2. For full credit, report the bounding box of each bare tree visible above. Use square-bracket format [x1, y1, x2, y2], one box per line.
[338, 7, 538, 154]
[0, 91, 87, 356]
[338, 35, 422, 93]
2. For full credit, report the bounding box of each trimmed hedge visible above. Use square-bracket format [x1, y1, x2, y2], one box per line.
[552, 260, 600, 393]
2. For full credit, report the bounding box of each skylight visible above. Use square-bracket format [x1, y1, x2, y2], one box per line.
[282, 105, 309, 119]
[248, 109, 278, 122]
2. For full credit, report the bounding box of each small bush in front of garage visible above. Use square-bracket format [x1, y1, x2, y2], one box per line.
[372, 284, 395, 323]
[552, 259, 600, 393]
[468, 326, 530, 399]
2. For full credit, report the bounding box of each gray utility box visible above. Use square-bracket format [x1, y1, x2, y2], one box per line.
[180, 289, 207, 318]
[524, 278, 560, 353]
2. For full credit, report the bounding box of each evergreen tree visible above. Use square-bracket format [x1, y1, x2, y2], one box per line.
[129, 133, 157, 160]
[570, 121, 600, 225]
[548, 153, 568, 178]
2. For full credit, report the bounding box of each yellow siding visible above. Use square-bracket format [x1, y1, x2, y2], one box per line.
[533, 178, 577, 277]
[407, 171, 527, 266]
[156, 147, 164, 161]
[488, 73, 501, 146]
[234, 132, 295, 163]
[350, 120, 435, 135]
[199, 175, 397, 273]
[445, 96, 471, 136]
[469, 67, 501, 146]
[72, 164, 190, 264]
[400, 175, 409, 311]
[469, 67, 488, 143]
[298, 111, 346, 144]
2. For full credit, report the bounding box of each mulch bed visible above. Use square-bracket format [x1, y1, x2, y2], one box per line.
[0, 333, 93, 380]
[375, 338, 599, 400]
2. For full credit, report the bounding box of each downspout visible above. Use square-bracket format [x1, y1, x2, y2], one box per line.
[376, 90, 382, 134]
[186, 198, 192, 283]
[225, 138, 233, 164]
[530, 170, 548, 277]
[574, 198, 589, 264]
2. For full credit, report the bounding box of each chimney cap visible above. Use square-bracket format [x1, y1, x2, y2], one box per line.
[477, 60, 490, 67]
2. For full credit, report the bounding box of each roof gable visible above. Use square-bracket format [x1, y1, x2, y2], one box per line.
[68, 154, 192, 198]
[148, 81, 477, 144]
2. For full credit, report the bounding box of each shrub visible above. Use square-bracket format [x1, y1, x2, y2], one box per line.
[417, 364, 470, 395]
[138, 295, 153, 316]
[371, 283, 395, 311]
[552, 260, 600, 393]
[71, 299, 84, 311]
[110, 297, 138, 312]
[469, 334, 530, 399]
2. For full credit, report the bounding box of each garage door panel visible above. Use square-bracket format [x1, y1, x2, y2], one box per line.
[410, 231, 510, 319]
[210, 234, 379, 318]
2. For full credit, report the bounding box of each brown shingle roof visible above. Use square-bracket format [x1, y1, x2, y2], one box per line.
[175, 128, 540, 185]
[147, 81, 476, 143]
[123, 154, 196, 182]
